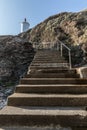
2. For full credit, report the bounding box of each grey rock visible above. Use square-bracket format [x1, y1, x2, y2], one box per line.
[0, 36, 35, 86]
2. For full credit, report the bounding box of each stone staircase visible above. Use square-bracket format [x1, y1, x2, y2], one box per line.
[0, 50, 87, 128]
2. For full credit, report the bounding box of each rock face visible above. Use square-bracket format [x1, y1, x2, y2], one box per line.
[20, 10, 87, 66]
[21, 11, 87, 44]
[0, 35, 35, 109]
[0, 35, 35, 86]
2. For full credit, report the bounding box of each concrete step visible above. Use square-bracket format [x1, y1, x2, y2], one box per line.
[29, 67, 69, 70]
[30, 63, 68, 67]
[34, 56, 65, 59]
[20, 78, 87, 85]
[29, 69, 77, 74]
[1, 126, 82, 130]
[35, 50, 60, 52]
[34, 50, 61, 54]
[8, 93, 87, 107]
[33, 58, 65, 60]
[34, 55, 64, 58]
[34, 57, 62, 59]
[32, 60, 66, 63]
[32, 62, 67, 64]
[0, 106, 86, 127]
[31, 61, 68, 64]
[33, 56, 65, 59]
[34, 56, 63, 59]
[25, 73, 79, 78]
[16, 84, 87, 94]
[31, 62, 68, 66]
[32, 60, 67, 63]
[30, 65, 69, 69]
[30, 69, 76, 73]
[33, 60, 66, 62]
[34, 54, 64, 57]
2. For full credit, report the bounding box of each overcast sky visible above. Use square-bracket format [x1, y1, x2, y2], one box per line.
[0, 0, 87, 35]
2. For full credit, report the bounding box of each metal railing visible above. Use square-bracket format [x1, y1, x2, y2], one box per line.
[58, 40, 71, 69]
[32, 40, 72, 69]
[33, 41, 58, 50]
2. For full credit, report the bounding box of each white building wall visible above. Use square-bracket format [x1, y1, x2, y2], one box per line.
[21, 19, 30, 33]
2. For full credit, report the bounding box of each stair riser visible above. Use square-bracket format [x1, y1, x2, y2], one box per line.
[32, 61, 67, 63]
[0, 115, 87, 127]
[20, 79, 87, 84]
[32, 61, 66, 63]
[30, 67, 68, 70]
[33, 58, 66, 60]
[34, 56, 65, 58]
[16, 86, 87, 94]
[34, 56, 61, 57]
[34, 57, 65, 61]
[29, 69, 76, 74]
[31, 63, 68, 66]
[25, 74, 79, 78]
[30, 65, 68, 68]
[29, 69, 77, 73]
[34, 58, 65, 60]
[34, 55, 63, 57]
[8, 97, 87, 106]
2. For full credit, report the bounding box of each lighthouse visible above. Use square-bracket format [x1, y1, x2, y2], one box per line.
[21, 18, 30, 33]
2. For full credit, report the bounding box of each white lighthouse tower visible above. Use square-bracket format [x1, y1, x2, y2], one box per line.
[21, 18, 30, 33]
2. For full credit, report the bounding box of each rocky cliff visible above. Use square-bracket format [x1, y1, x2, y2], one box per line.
[20, 10, 87, 66]
[0, 36, 35, 108]
[0, 35, 35, 87]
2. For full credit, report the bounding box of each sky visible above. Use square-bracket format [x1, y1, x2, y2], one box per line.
[0, 0, 87, 35]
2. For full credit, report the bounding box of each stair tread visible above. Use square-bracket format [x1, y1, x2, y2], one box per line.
[32, 61, 67, 63]
[21, 78, 87, 80]
[0, 106, 86, 116]
[31, 63, 68, 65]
[18, 84, 87, 87]
[9, 93, 87, 98]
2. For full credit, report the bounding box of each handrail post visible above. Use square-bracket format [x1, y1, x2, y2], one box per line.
[61, 43, 63, 57]
[69, 50, 72, 69]
[57, 42, 59, 51]
[58, 40, 72, 69]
